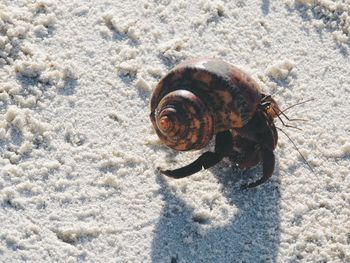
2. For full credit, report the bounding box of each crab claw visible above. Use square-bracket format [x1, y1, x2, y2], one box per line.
[228, 135, 260, 169]
[241, 148, 275, 189]
[160, 151, 223, 179]
[159, 131, 232, 179]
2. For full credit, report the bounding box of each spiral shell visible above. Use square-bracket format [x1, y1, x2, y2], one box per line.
[150, 58, 262, 151]
[151, 89, 214, 151]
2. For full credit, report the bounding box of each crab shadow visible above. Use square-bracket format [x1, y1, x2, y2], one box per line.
[151, 159, 281, 263]
[261, 0, 270, 16]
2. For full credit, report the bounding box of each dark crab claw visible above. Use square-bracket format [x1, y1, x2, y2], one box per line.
[241, 148, 275, 189]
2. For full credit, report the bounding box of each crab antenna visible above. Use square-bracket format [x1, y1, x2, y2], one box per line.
[272, 107, 302, 130]
[279, 98, 315, 115]
[272, 98, 315, 125]
[276, 127, 314, 173]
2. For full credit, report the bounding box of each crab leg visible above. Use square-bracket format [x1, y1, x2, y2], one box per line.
[242, 148, 275, 188]
[160, 131, 232, 179]
[160, 151, 222, 178]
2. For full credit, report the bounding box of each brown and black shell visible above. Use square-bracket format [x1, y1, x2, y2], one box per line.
[150, 58, 262, 134]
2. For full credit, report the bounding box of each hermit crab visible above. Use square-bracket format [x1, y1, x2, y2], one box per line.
[150, 58, 281, 188]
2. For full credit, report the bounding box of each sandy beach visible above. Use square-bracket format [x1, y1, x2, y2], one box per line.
[0, 0, 349, 262]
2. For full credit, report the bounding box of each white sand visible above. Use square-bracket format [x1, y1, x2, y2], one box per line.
[0, 0, 349, 262]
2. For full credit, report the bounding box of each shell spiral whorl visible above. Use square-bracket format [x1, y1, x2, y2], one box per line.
[152, 90, 214, 151]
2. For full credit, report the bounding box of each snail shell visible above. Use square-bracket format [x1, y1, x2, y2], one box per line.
[150, 58, 262, 151]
